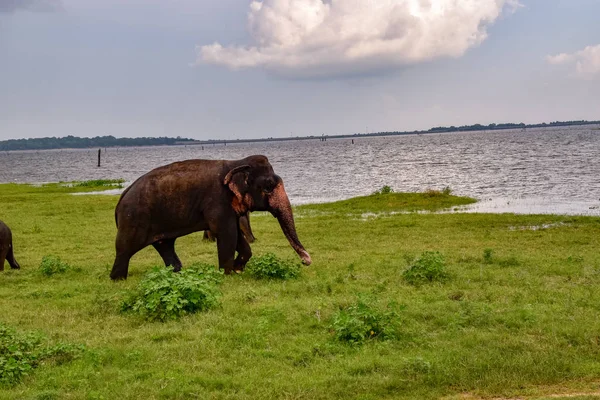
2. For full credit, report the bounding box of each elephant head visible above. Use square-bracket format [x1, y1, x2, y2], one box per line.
[224, 155, 312, 266]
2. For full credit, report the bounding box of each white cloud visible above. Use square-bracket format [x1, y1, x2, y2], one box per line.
[0, 0, 63, 13]
[547, 44, 600, 79]
[196, 0, 521, 78]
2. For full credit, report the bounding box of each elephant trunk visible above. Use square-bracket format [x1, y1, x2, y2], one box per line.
[269, 182, 312, 265]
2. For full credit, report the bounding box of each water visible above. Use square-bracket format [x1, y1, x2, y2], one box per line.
[1, 125, 600, 215]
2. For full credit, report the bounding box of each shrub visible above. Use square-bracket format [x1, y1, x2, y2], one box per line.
[402, 251, 449, 286]
[424, 186, 453, 197]
[39, 255, 70, 276]
[0, 324, 83, 386]
[373, 185, 394, 195]
[246, 253, 301, 280]
[121, 263, 223, 322]
[329, 297, 401, 345]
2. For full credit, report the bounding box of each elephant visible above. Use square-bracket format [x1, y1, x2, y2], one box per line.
[0, 220, 20, 271]
[110, 155, 311, 280]
[203, 213, 255, 243]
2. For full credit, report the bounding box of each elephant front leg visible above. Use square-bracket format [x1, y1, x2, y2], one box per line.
[233, 233, 252, 273]
[216, 224, 238, 275]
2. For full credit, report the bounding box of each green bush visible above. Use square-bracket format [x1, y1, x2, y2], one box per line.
[0, 324, 83, 386]
[329, 297, 401, 345]
[121, 263, 223, 322]
[402, 251, 449, 286]
[246, 253, 301, 280]
[373, 185, 394, 195]
[39, 255, 71, 276]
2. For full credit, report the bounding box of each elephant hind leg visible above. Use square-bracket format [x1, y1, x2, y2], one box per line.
[152, 238, 183, 272]
[110, 230, 147, 280]
[110, 253, 133, 280]
[6, 246, 19, 269]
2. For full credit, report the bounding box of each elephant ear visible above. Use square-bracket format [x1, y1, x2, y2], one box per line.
[224, 165, 251, 212]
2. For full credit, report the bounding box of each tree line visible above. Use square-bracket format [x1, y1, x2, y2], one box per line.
[0, 135, 195, 151]
[424, 120, 600, 134]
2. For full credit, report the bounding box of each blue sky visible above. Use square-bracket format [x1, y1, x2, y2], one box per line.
[1, 0, 599, 140]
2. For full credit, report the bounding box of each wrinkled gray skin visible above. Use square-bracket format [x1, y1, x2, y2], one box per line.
[110, 155, 311, 280]
[0, 220, 20, 271]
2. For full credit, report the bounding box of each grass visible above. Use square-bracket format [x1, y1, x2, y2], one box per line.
[299, 190, 476, 214]
[1, 183, 600, 399]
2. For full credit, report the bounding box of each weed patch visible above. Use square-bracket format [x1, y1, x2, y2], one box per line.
[121, 264, 223, 322]
[402, 251, 450, 286]
[246, 253, 301, 280]
[329, 297, 402, 345]
[0, 324, 83, 386]
[39, 255, 71, 276]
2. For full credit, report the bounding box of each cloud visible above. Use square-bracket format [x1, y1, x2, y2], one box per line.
[196, 0, 521, 78]
[547, 44, 600, 79]
[0, 0, 63, 13]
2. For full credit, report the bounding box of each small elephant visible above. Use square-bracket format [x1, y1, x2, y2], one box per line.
[203, 213, 255, 243]
[0, 220, 20, 271]
[110, 155, 311, 280]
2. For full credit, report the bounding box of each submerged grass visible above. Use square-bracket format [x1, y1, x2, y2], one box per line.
[73, 178, 125, 188]
[0, 183, 599, 399]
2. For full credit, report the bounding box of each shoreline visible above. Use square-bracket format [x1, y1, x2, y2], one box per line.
[67, 185, 600, 216]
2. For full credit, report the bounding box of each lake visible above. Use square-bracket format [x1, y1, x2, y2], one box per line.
[1, 125, 599, 215]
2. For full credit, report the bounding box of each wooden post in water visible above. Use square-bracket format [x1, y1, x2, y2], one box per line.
[97, 149, 101, 167]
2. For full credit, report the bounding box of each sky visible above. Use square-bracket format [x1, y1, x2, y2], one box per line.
[1, 0, 599, 140]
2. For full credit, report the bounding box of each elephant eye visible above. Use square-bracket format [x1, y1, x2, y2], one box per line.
[262, 178, 277, 193]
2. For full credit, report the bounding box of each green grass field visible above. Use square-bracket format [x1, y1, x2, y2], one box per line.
[1, 182, 600, 399]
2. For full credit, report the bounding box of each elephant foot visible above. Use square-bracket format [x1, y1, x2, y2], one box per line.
[110, 273, 127, 281]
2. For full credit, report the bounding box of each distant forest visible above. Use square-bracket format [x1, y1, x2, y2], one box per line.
[422, 120, 599, 134]
[0, 135, 195, 151]
[1, 120, 598, 150]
